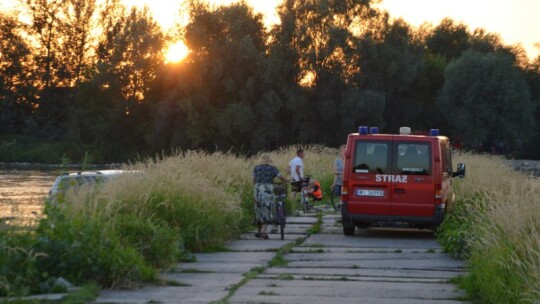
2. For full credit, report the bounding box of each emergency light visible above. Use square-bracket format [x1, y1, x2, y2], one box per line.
[399, 127, 411, 135]
[430, 129, 440, 136]
[370, 127, 379, 134]
[359, 126, 369, 135]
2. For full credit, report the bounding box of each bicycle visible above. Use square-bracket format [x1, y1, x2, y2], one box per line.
[273, 184, 287, 240]
[298, 176, 317, 214]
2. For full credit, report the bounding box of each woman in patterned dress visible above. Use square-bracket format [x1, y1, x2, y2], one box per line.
[253, 153, 289, 239]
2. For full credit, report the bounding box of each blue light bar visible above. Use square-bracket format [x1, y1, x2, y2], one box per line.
[430, 129, 440, 136]
[358, 126, 369, 135]
[370, 127, 379, 134]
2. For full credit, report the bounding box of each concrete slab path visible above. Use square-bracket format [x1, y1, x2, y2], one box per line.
[93, 212, 468, 304]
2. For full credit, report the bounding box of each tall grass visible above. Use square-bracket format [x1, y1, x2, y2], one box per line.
[0, 146, 338, 296]
[438, 152, 540, 303]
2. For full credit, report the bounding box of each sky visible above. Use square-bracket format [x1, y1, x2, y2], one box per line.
[378, 0, 540, 59]
[1, 0, 539, 60]
[124, 0, 540, 60]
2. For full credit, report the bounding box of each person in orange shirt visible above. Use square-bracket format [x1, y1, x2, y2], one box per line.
[307, 179, 322, 201]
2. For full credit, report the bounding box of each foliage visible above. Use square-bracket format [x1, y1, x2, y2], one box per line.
[436, 195, 480, 259]
[34, 205, 155, 288]
[424, 18, 470, 61]
[112, 215, 181, 268]
[0, 1, 538, 161]
[437, 152, 540, 303]
[307, 212, 323, 235]
[0, 13, 35, 134]
[437, 50, 534, 151]
[5, 147, 540, 303]
[150, 1, 271, 153]
[0, 231, 43, 297]
[52, 283, 100, 304]
[0, 145, 336, 296]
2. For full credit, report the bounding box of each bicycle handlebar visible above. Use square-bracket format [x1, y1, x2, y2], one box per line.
[294, 176, 312, 184]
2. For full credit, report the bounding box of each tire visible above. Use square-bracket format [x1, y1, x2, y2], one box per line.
[280, 216, 285, 240]
[330, 186, 337, 209]
[301, 188, 309, 213]
[330, 185, 342, 210]
[343, 226, 355, 236]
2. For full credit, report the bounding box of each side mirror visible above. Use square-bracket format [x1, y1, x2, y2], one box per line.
[452, 163, 466, 178]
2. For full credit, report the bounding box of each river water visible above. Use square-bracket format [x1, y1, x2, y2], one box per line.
[0, 168, 60, 223]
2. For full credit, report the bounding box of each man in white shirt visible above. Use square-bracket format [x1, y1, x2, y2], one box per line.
[288, 149, 305, 200]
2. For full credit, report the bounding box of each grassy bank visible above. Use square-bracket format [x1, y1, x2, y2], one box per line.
[3, 147, 538, 302]
[438, 152, 540, 303]
[0, 146, 337, 298]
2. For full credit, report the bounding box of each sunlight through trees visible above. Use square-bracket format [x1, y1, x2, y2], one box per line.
[1, 0, 539, 162]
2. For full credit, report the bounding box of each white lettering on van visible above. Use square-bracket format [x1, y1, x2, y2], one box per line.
[375, 174, 408, 183]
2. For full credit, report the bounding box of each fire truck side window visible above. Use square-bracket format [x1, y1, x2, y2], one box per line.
[440, 141, 448, 174]
[446, 142, 453, 173]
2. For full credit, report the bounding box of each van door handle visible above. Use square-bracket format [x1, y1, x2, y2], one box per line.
[394, 188, 405, 193]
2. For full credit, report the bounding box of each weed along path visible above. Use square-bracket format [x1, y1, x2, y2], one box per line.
[227, 214, 469, 304]
[93, 216, 318, 304]
[94, 213, 468, 304]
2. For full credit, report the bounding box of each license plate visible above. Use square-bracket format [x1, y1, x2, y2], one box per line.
[356, 189, 384, 197]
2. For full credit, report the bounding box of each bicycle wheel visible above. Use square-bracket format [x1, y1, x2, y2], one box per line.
[330, 185, 337, 209]
[330, 186, 341, 210]
[301, 189, 309, 213]
[279, 214, 285, 240]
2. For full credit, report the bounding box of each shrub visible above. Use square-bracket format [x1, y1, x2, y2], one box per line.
[114, 215, 181, 268]
[34, 205, 155, 288]
[0, 231, 43, 297]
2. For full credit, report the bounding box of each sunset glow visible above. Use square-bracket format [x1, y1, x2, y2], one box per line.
[1, 0, 539, 59]
[121, 0, 540, 60]
[376, 0, 540, 59]
[165, 41, 190, 63]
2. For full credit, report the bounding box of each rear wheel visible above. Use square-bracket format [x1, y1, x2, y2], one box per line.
[330, 185, 340, 210]
[302, 197, 309, 213]
[343, 226, 355, 236]
[300, 193, 306, 213]
[280, 216, 285, 240]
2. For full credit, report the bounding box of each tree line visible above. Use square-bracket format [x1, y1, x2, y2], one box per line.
[1, 0, 539, 162]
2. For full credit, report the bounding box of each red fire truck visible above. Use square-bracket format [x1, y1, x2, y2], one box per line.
[340, 126, 466, 235]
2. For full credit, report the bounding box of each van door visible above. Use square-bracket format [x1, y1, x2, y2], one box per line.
[391, 141, 435, 217]
[349, 140, 392, 215]
[441, 140, 454, 209]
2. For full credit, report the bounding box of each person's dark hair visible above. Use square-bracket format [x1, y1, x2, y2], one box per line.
[296, 149, 304, 155]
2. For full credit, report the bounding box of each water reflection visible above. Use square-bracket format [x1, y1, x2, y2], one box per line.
[0, 169, 60, 222]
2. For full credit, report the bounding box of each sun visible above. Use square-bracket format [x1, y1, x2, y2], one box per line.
[165, 41, 190, 63]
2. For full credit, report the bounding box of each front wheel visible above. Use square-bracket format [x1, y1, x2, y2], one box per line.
[301, 196, 309, 213]
[330, 185, 339, 210]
